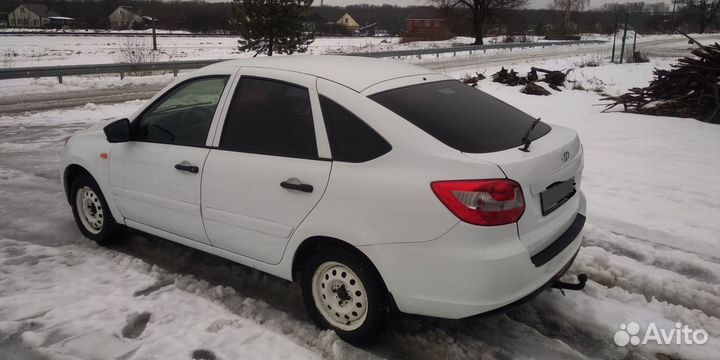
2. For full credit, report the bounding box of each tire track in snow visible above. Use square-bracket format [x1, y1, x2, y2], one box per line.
[574, 227, 720, 321]
[582, 224, 720, 285]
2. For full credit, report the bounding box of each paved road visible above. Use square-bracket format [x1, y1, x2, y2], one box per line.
[0, 83, 167, 114]
[416, 34, 720, 71]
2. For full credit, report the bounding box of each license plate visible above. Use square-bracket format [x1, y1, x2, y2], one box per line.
[540, 178, 576, 216]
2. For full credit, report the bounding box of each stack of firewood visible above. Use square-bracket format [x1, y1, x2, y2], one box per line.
[602, 33, 720, 124]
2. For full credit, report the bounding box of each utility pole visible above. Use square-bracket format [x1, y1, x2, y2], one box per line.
[152, 18, 157, 51]
[611, 13, 618, 63]
[671, 0, 677, 32]
[619, 12, 629, 64]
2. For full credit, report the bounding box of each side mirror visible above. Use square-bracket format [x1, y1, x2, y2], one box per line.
[104, 118, 130, 143]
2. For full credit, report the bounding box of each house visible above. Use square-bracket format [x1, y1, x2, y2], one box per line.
[335, 13, 359, 32]
[0, 13, 8, 28]
[108, 6, 145, 30]
[304, 12, 325, 32]
[406, 7, 445, 34]
[7, 3, 61, 28]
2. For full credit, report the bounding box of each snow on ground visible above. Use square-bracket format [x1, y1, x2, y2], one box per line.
[0, 32, 706, 69]
[1, 52, 719, 359]
[0, 35, 405, 68]
[3, 33, 716, 101]
[0, 74, 173, 98]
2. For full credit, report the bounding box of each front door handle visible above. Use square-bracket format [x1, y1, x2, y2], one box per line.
[280, 179, 313, 193]
[174, 163, 199, 173]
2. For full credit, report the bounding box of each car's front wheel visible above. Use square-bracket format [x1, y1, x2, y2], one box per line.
[70, 173, 121, 246]
[301, 247, 390, 345]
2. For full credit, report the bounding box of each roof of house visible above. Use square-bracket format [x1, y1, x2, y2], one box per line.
[407, 7, 444, 20]
[113, 5, 142, 17]
[19, 3, 61, 18]
[206, 55, 433, 92]
[336, 13, 359, 27]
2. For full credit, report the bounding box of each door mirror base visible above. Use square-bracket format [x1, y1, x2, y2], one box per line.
[104, 118, 131, 143]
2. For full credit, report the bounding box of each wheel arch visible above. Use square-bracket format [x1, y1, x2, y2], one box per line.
[62, 162, 124, 224]
[292, 237, 376, 281]
[63, 164, 92, 203]
[291, 235, 398, 312]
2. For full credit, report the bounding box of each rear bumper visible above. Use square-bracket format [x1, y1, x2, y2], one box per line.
[361, 191, 586, 319]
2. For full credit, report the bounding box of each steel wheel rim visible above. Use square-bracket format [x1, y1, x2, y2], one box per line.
[312, 261, 368, 331]
[76, 186, 103, 234]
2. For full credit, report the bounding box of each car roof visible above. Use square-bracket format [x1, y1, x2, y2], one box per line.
[205, 55, 433, 92]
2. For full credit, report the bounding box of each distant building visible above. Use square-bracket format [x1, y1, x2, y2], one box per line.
[304, 12, 325, 32]
[8, 3, 62, 28]
[108, 6, 146, 30]
[48, 17, 76, 29]
[406, 7, 445, 35]
[336, 13, 359, 32]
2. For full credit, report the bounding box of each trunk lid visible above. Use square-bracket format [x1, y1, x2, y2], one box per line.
[463, 125, 584, 256]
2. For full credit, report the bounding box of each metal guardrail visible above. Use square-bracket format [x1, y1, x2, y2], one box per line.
[0, 59, 226, 83]
[349, 40, 607, 58]
[0, 40, 607, 83]
[0, 31, 238, 37]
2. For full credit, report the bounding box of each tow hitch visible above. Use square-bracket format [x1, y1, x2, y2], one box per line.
[551, 274, 588, 295]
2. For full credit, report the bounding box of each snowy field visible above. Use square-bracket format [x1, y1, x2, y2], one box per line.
[0, 32, 697, 69]
[2, 33, 715, 101]
[1, 41, 720, 359]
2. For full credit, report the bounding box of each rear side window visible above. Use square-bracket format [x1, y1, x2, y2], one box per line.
[319, 96, 391, 163]
[220, 77, 318, 159]
[369, 80, 551, 153]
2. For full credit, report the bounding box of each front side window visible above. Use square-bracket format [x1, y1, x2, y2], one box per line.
[220, 77, 318, 159]
[133, 76, 228, 147]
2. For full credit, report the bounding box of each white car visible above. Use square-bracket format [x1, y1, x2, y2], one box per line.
[60, 56, 587, 345]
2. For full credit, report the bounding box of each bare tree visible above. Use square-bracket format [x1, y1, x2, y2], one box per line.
[437, 0, 527, 45]
[551, 0, 590, 31]
[682, 0, 720, 33]
[495, 0, 529, 35]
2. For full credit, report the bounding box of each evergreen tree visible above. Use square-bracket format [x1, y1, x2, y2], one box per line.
[232, 0, 314, 56]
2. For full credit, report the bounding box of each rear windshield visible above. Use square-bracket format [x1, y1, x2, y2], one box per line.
[369, 80, 551, 153]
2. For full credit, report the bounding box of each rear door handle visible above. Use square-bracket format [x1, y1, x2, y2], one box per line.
[280, 179, 313, 193]
[174, 163, 199, 173]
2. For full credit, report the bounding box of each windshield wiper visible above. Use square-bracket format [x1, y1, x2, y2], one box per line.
[519, 117, 542, 152]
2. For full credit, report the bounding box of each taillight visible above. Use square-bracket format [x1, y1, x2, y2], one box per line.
[431, 179, 525, 226]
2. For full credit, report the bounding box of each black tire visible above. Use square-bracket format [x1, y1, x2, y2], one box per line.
[69, 173, 122, 246]
[301, 246, 390, 346]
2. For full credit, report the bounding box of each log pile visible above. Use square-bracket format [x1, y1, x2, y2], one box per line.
[521, 82, 551, 96]
[491, 67, 571, 95]
[461, 72, 486, 87]
[601, 33, 720, 124]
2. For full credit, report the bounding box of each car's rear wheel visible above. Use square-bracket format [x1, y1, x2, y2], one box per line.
[301, 247, 389, 345]
[70, 173, 121, 246]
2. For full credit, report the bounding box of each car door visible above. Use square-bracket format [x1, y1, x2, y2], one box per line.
[109, 74, 234, 244]
[201, 69, 332, 264]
